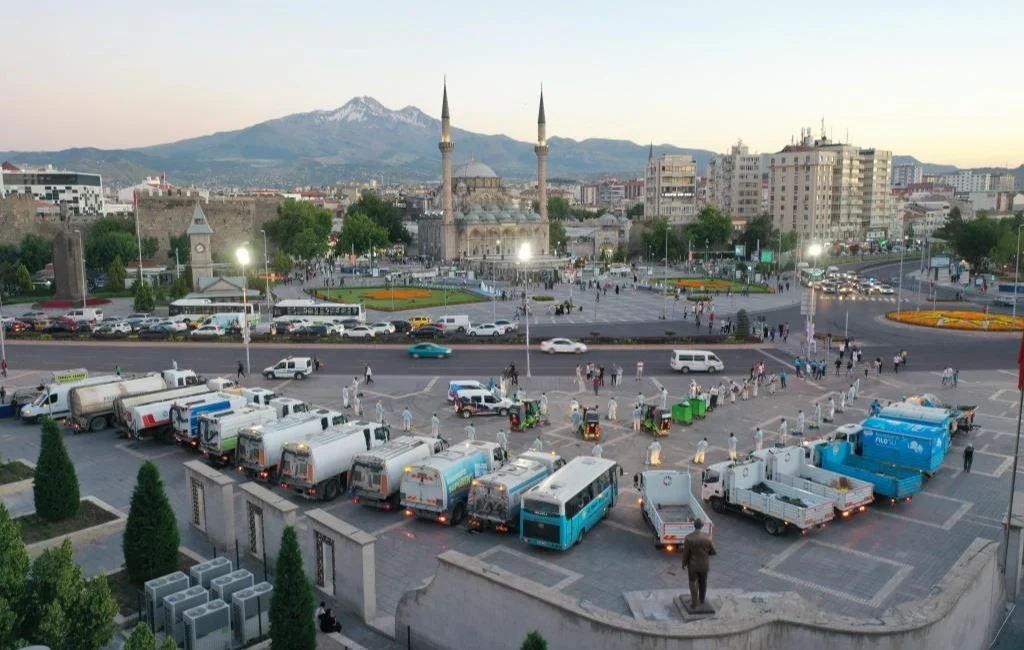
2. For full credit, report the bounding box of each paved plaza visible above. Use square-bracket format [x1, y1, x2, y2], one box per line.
[2, 355, 1022, 647]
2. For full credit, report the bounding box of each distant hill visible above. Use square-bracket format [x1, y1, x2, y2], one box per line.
[0, 96, 714, 187]
[891, 155, 959, 175]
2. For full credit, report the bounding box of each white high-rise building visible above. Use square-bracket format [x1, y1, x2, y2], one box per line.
[708, 140, 762, 222]
[0, 164, 104, 216]
[943, 170, 991, 193]
[892, 163, 923, 187]
[644, 150, 697, 224]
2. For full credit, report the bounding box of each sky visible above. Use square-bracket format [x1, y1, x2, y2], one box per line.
[3, 0, 1022, 168]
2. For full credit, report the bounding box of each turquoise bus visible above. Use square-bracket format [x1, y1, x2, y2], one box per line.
[519, 456, 623, 550]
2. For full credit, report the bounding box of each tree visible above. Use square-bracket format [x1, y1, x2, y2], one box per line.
[168, 232, 190, 266]
[85, 217, 140, 271]
[264, 199, 333, 263]
[549, 219, 568, 255]
[521, 631, 549, 650]
[19, 234, 51, 274]
[335, 212, 390, 259]
[546, 196, 571, 221]
[133, 281, 155, 313]
[270, 250, 294, 277]
[106, 256, 126, 292]
[159, 635, 179, 650]
[684, 206, 733, 250]
[949, 216, 1000, 278]
[346, 192, 411, 245]
[269, 526, 315, 650]
[0, 504, 29, 650]
[122, 622, 156, 650]
[641, 218, 686, 263]
[612, 245, 627, 263]
[14, 265, 32, 295]
[626, 203, 644, 218]
[123, 462, 180, 587]
[737, 214, 778, 257]
[34, 418, 80, 523]
[140, 236, 159, 260]
[736, 309, 750, 338]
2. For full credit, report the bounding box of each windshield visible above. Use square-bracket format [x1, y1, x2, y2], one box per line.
[522, 498, 560, 516]
[32, 392, 47, 406]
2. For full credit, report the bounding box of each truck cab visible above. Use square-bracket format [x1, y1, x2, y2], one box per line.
[162, 369, 201, 388]
[243, 387, 277, 406]
[269, 397, 308, 418]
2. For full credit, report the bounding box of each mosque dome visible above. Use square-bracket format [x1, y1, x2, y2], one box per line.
[598, 213, 619, 226]
[453, 158, 498, 179]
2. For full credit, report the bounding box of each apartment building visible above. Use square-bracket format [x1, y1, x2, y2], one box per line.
[708, 141, 762, 222]
[943, 170, 991, 193]
[644, 153, 697, 224]
[904, 201, 951, 237]
[596, 180, 625, 209]
[766, 139, 837, 241]
[991, 173, 1017, 192]
[0, 162, 104, 216]
[892, 163, 923, 187]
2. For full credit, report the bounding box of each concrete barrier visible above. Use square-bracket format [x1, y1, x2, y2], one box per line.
[304, 509, 376, 625]
[238, 481, 298, 571]
[24, 496, 126, 559]
[396, 538, 1006, 650]
[0, 458, 36, 497]
[182, 460, 235, 554]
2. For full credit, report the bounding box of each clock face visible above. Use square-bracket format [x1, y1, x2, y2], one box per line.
[194, 243, 206, 254]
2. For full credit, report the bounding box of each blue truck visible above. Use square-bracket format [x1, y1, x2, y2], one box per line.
[811, 440, 923, 501]
[400, 440, 509, 525]
[170, 393, 248, 449]
[878, 404, 956, 438]
[858, 416, 948, 475]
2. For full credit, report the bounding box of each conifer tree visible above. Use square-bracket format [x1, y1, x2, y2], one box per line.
[33, 418, 80, 522]
[269, 526, 315, 650]
[123, 462, 180, 586]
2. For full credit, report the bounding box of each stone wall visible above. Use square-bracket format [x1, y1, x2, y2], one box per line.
[136, 196, 282, 262]
[0, 195, 81, 245]
[396, 538, 1006, 650]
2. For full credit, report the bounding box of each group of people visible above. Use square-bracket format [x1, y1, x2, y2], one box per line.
[575, 362, 629, 394]
[941, 366, 961, 387]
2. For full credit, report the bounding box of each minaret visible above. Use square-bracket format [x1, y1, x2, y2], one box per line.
[534, 88, 549, 241]
[438, 79, 456, 261]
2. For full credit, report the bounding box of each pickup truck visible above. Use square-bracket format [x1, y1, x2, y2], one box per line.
[467, 451, 565, 532]
[350, 436, 450, 510]
[700, 458, 834, 536]
[812, 440, 923, 502]
[279, 420, 391, 501]
[401, 440, 510, 525]
[639, 470, 712, 550]
[752, 446, 873, 516]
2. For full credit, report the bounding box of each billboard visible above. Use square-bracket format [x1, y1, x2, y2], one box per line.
[760, 250, 774, 263]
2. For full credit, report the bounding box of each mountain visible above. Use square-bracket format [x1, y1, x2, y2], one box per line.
[0, 96, 715, 187]
[891, 155, 959, 175]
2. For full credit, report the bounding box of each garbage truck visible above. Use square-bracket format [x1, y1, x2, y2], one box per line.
[67, 369, 202, 433]
[349, 436, 450, 510]
[401, 440, 510, 526]
[236, 409, 347, 482]
[278, 420, 391, 501]
[467, 451, 565, 532]
[699, 458, 834, 535]
[752, 446, 874, 516]
[20, 374, 121, 423]
[171, 393, 249, 449]
[113, 384, 215, 432]
[849, 417, 948, 476]
[639, 470, 713, 550]
[811, 439, 923, 502]
[198, 405, 280, 466]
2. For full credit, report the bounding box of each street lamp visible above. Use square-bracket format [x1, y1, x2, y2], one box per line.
[1013, 226, 1023, 324]
[806, 244, 822, 355]
[236, 247, 252, 379]
[261, 229, 271, 321]
[75, 230, 87, 311]
[518, 242, 532, 379]
[493, 239, 501, 320]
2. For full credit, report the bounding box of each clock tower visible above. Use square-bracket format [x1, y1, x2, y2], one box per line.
[186, 202, 214, 288]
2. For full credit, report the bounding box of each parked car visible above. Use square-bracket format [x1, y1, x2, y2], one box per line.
[409, 325, 446, 339]
[493, 319, 517, 332]
[344, 325, 375, 339]
[31, 317, 54, 331]
[191, 324, 225, 337]
[263, 356, 313, 379]
[408, 342, 453, 359]
[153, 319, 188, 332]
[390, 320, 413, 334]
[468, 323, 506, 337]
[294, 324, 341, 338]
[96, 321, 133, 335]
[4, 319, 30, 333]
[340, 318, 362, 329]
[369, 321, 396, 335]
[20, 311, 47, 324]
[408, 315, 432, 329]
[139, 325, 176, 338]
[540, 338, 588, 354]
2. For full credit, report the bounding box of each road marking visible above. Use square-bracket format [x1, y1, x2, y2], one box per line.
[114, 442, 181, 461]
[872, 493, 972, 531]
[989, 389, 1009, 402]
[476, 546, 583, 590]
[603, 519, 649, 539]
[374, 517, 414, 536]
[757, 349, 794, 369]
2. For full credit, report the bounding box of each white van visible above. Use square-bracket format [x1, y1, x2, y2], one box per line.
[447, 380, 486, 402]
[20, 375, 121, 422]
[435, 315, 471, 333]
[669, 350, 725, 374]
[64, 308, 104, 322]
[263, 356, 314, 380]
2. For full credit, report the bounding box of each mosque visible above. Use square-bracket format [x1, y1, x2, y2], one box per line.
[418, 82, 555, 273]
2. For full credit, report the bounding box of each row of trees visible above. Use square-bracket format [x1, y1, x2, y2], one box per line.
[0, 234, 53, 296]
[640, 211, 799, 265]
[937, 208, 1024, 278]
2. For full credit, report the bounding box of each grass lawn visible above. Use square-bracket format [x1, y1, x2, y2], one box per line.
[653, 278, 774, 294]
[107, 552, 200, 617]
[313, 286, 486, 312]
[16, 499, 118, 545]
[0, 461, 35, 484]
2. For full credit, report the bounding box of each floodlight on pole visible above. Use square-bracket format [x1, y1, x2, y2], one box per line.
[236, 247, 252, 378]
[518, 243, 532, 378]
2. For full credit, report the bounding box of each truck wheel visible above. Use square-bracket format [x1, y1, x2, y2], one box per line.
[764, 517, 782, 536]
[323, 479, 339, 501]
[461, 410, 471, 419]
[451, 503, 466, 526]
[709, 497, 725, 514]
[90, 416, 107, 433]
[499, 408, 508, 417]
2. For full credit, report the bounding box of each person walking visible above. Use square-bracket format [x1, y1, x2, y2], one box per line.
[728, 432, 738, 461]
[364, 364, 374, 385]
[694, 437, 708, 464]
[754, 427, 763, 451]
[963, 443, 974, 472]
[593, 375, 600, 396]
[608, 396, 618, 421]
[430, 412, 440, 438]
[636, 360, 644, 381]
[680, 518, 717, 610]
[633, 404, 643, 433]
[236, 360, 246, 380]
[402, 407, 413, 432]
[779, 417, 789, 446]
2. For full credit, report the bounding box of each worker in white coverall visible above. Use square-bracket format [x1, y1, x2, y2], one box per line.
[531, 436, 543, 452]
[838, 392, 847, 412]
[848, 384, 856, 406]
[375, 401, 385, 424]
[353, 395, 362, 417]
[826, 397, 836, 422]
[646, 440, 662, 466]
[694, 437, 708, 464]
[402, 408, 413, 431]
[661, 387, 669, 409]
[635, 392, 645, 409]
[728, 433, 738, 461]
[608, 397, 618, 421]
[853, 378, 861, 399]
[754, 427, 764, 451]
[351, 377, 360, 398]
[341, 386, 350, 409]
[496, 429, 508, 451]
[592, 443, 603, 459]
[633, 405, 643, 432]
[431, 413, 440, 438]
[812, 403, 822, 429]
[796, 410, 805, 435]
[465, 423, 476, 441]
[539, 393, 549, 417]
[779, 418, 789, 446]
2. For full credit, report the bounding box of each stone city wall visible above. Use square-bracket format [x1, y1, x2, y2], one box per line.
[0, 195, 78, 244]
[396, 538, 1006, 650]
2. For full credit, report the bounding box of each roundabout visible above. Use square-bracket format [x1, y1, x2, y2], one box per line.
[885, 309, 1024, 332]
[313, 285, 486, 311]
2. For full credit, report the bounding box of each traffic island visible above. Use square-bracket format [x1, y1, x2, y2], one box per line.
[0, 458, 36, 497]
[886, 309, 1024, 332]
[17, 496, 126, 558]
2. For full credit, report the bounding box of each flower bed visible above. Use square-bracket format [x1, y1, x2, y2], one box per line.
[660, 278, 775, 294]
[886, 310, 1024, 332]
[362, 288, 432, 300]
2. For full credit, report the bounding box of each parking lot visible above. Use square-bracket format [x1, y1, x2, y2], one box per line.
[1, 361, 1018, 629]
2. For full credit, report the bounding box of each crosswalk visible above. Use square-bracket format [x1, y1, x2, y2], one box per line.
[816, 295, 910, 304]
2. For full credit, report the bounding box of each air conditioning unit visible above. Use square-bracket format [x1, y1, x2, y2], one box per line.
[210, 569, 253, 605]
[143, 571, 189, 633]
[231, 581, 273, 644]
[183, 599, 231, 650]
[189, 556, 232, 590]
[163, 585, 209, 646]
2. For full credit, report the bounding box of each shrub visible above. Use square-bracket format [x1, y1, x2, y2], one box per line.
[123, 622, 156, 650]
[521, 631, 549, 650]
[269, 526, 315, 650]
[34, 418, 80, 522]
[133, 281, 155, 313]
[736, 309, 750, 338]
[686, 294, 712, 302]
[531, 295, 555, 302]
[123, 462, 181, 586]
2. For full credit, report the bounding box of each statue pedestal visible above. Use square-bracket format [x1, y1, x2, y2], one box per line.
[674, 595, 717, 621]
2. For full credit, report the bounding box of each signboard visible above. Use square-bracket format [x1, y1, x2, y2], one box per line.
[734, 244, 746, 259]
[929, 256, 951, 269]
[53, 369, 89, 384]
[760, 250, 774, 263]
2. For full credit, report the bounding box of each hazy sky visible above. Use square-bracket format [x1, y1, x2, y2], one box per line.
[4, 0, 1021, 168]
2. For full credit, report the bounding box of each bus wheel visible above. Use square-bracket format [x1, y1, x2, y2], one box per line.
[323, 479, 339, 502]
[451, 503, 466, 526]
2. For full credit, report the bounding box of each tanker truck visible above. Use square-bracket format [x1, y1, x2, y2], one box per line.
[68, 369, 200, 433]
[279, 420, 391, 501]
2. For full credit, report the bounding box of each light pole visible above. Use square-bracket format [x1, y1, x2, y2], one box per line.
[0, 291, 7, 369]
[519, 242, 533, 379]
[75, 230, 87, 310]
[1013, 226, 1022, 323]
[261, 229, 271, 321]
[896, 239, 906, 318]
[807, 243, 822, 355]
[236, 247, 252, 378]
[493, 239, 501, 320]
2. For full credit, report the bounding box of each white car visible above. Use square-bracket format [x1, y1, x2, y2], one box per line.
[468, 323, 506, 337]
[191, 324, 225, 337]
[493, 319, 517, 332]
[540, 338, 588, 354]
[369, 321, 396, 335]
[344, 325, 375, 339]
[154, 319, 189, 332]
[97, 321, 133, 334]
[878, 284, 895, 295]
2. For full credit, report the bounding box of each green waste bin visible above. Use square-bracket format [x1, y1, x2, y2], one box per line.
[672, 402, 693, 425]
[689, 397, 707, 419]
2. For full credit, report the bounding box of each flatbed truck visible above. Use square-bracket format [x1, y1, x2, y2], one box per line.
[752, 446, 873, 516]
[639, 470, 712, 550]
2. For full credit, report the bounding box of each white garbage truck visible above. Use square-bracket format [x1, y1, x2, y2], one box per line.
[639, 470, 713, 551]
[198, 405, 280, 467]
[751, 445, 874, 516]
[236, 409, 347, 482]
[350, 436, 450, 510]
[20, 374, 121, 423]
[401, 440, 511, 526]
[278, 420, 392, 501]
[113, 384, 215, 432]
[68, 369, 201, 433]
[467, 450, 565, 532]
[699, 458, 835, 535]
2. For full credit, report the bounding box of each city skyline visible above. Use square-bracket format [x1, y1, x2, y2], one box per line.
[4, 0, 1021, 169]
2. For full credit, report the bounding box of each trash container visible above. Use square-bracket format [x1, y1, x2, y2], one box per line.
[689, 397, 707, 419]
[672, 402, 693, 425]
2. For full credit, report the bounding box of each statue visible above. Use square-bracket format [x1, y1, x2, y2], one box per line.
[680, 518, 717, 612]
